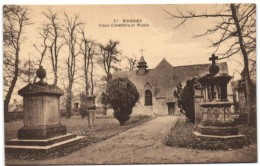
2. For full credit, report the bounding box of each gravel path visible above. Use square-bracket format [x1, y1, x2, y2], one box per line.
[6, 116, 257, 165]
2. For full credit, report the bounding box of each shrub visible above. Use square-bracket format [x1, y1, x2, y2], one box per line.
[107, 78, 139, 125]
[174, 79, 196, 123]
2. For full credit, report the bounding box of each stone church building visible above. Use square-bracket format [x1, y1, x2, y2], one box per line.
[113, 56, 232, 116]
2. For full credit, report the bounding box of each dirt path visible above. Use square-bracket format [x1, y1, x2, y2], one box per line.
[6, 116, 257, 165]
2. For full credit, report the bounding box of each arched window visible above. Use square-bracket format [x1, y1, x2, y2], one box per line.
[145, 90, 152, 106]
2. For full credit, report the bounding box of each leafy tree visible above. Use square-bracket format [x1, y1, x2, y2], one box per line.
[107, 78, 139, 125]
[98, 40, 121, 83]
[98, 39, 121, 115]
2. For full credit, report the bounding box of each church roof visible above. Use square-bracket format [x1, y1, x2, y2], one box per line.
[139, 56, 146, 63]
[155, 58, 173, 70]
[113, 59, 229, 101]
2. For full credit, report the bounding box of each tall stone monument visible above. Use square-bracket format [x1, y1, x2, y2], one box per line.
[5, 66, 84, 152]
[193, 55, 244, 140]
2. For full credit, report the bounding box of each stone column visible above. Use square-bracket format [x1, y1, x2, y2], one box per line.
[86, 96, 96, 128]
[194, 88, 203, 126]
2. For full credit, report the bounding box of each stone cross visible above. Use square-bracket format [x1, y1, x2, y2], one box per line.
[209, 54, 218, 66]
[139, 48, 145, 56]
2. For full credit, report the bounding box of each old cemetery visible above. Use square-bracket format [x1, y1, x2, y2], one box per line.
[166, 55, 256, 150]
[5, 67, 152, 160]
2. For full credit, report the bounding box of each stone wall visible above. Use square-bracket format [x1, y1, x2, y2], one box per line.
[154, 98, 168, 115]
[131, 97, 169, 116]
[7, 111, 24, 121]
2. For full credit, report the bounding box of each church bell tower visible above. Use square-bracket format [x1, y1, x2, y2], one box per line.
[137, 56, 148, 75]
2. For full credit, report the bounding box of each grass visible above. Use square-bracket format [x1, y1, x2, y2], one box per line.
[165, 117, 257, 150]
[5, 114, 153, 161]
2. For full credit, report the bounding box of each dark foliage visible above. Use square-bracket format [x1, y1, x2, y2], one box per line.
[101, 92, 109, 107]
[107, 78, 139, 125]
[174, 79, 196, 123]
[173, 82, 183, 108]
[165, 119, 257, 150]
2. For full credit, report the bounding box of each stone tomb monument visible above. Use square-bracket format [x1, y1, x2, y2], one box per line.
[193, 54, 244, 140]
[5, 66, 84, 152]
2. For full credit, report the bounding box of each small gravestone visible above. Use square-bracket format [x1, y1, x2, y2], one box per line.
[5, 66, 84, 152]
[193, 54, 244, 140]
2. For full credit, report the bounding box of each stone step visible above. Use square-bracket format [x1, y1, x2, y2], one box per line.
[5, 135, 85, 153]
[6, 133, 77, 146]
[197, 124, 239, 136]
[193, 131, 245, 140]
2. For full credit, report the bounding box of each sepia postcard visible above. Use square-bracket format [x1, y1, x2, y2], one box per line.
[3, 3, 257, 165]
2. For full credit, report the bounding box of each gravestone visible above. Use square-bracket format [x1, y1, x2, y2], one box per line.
[5, 66, 84, 152]
[193, 55, 244, 140]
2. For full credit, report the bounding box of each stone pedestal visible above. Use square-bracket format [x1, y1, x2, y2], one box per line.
[196, 101, 242, 138]
[194, 88, 203, 126]
[19, 84, 66, 138]
[5, 66, 84, 152]
[16, 85, 67, 139]
[87, 110, 96, 127]
[86, 96, 96, 128]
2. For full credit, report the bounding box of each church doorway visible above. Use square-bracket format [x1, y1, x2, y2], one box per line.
[167, 102, 175, 115]
[145, 90, 152, 106]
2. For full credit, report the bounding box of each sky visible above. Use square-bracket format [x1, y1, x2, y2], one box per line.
[21, 4, 244, 75]
[7, 4, 248, 102]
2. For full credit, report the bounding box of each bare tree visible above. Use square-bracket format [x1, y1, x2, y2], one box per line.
[63, 12, 82, 118]
[125, 55, 138, 71]
[165, 3, 256, 125]
[19, 54, 37, 84]
[90, 56, 95, 95]
[43, 8, 64, 85]
[32, 24, 50, 83]
[3, 5, 31, 122]
[79, 26, 97, 96]
[99, 40, 121, 83]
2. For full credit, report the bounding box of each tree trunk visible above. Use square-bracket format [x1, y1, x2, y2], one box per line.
[84, 50, 90, 96]
[231, 4, 254, 126]
[4, 51, 19, 123]
[66, 80, 73, 118]
[90, 57, 94, 95]
[4, 99, 10, 123]
[53, 69, 58, 85]
[85, 71, 89, 96]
